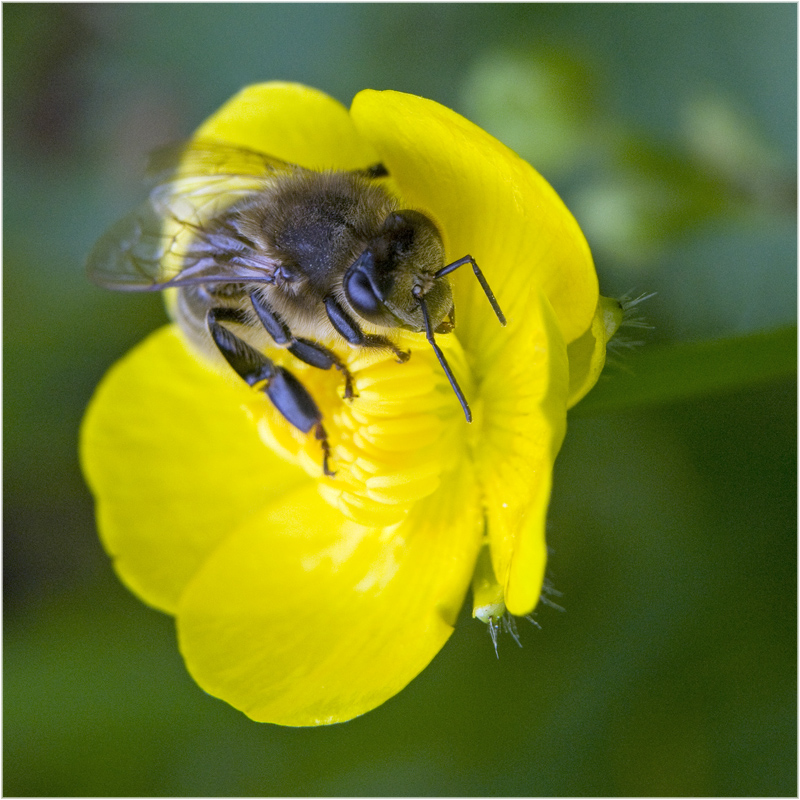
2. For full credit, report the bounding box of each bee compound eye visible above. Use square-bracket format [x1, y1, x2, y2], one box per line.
[344, 266, 381, 315]
[343, 252, 385, 318]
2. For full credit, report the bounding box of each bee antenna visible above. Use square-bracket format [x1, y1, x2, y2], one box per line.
[413, 287, 472, 422]
[434, 255, 506, 326]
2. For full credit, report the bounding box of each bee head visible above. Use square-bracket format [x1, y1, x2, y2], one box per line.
[343, 211, 454, 333]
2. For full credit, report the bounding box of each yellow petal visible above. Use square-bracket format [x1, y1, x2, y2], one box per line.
[177, 465, 483, 726]
[567, 295, 624, 408]
[80, 326, 309, 613]
[349, 89, 599, 357]
[473, 292, 570, 616]
[193, 82, 380, 170]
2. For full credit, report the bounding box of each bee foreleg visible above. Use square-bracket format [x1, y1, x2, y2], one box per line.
[324, 295, 410, 363]
[207, 308, 333, 476]
[249, 291, 355, 399]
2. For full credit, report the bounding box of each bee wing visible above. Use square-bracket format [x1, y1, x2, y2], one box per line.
[145, 139, 300, 184]
[146, 140, 388, 182]
[88, 140, 301, 291]
[87, 174, 278, 290]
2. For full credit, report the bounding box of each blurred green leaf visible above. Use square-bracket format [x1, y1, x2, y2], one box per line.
[573, 326, 797, 415]
[460, 47, 597, 174]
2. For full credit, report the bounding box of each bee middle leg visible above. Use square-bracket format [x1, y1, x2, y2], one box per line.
[207, 308, 334, 476]
[249, 291, 356, 399]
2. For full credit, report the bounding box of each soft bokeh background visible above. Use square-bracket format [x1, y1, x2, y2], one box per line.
[4, 4, 796, 796]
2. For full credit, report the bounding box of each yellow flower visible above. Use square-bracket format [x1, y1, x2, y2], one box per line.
[80, 83, 620, 726]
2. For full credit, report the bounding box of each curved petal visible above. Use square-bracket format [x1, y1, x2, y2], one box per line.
[349, 89, 599, 357]
[567, 295, 624, 408]
[80, 326, 309, 613]
[193, 82, 380, 170]
[474, 292, 570, 616]
[177, 464, 483, 726]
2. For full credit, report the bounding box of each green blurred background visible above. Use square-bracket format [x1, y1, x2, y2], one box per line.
[4, 4, 796, 796]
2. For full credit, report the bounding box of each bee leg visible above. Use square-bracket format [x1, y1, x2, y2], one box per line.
[207, 308, 334, 476]
[314, 422, 333, 478]
[249, 291, 356, 399]
[289, 338, 356, 400]
[324, 295, 410, 363]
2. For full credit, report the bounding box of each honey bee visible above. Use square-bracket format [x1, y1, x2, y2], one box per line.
[88, 140, 506, 475]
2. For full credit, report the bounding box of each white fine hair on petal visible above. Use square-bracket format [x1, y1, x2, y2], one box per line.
[486, 611, 526, 657]
[540, 576, 566, 613]
[605, 290, 656, 366]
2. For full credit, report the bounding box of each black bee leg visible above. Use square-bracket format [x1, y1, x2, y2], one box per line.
[289, 338, 356, 399]
[314, 422, 333, 477]
[207, 308, 334, 476]
[249, 291, 356, 399]
[323, 295, 410, 363]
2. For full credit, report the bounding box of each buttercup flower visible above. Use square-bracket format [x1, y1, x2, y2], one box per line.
[81, 83, 620, 725]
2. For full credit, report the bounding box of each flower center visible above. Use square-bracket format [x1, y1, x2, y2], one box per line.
[249, 332, 474, 528]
